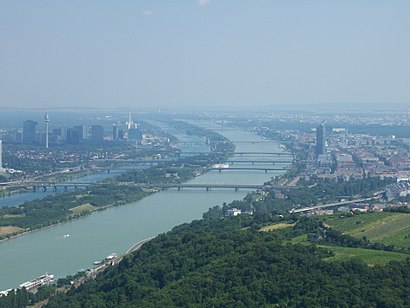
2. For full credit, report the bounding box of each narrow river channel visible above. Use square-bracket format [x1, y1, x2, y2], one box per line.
[0, 127, 289, 290]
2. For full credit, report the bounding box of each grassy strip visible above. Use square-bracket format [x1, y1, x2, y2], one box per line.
[69, 204, 96, 214]
[260, 222, 294, 232]
[0, 226, 24, 236]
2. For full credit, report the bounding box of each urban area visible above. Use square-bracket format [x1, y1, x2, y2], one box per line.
[0, 109, 409, 307]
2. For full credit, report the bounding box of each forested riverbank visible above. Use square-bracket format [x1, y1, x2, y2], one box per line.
[41, 212, 410, 307]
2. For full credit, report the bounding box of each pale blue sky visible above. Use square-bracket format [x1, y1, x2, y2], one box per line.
[0, 1, 409, 109]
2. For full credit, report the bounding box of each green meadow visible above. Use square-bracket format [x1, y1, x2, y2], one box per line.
[326, 212, 410, 248]
[321, 245, 409, 266]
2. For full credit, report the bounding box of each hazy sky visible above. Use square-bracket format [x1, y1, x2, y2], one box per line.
[0, 1, 409, 109]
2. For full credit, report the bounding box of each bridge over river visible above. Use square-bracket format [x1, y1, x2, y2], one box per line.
[0, 122, 298, 291]
[179, 151, 293, 156]
[1, 181, 297, 192]
[92, 158, 293, 165]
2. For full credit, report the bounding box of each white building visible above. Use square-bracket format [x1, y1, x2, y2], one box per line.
[225, 208, 242, 216]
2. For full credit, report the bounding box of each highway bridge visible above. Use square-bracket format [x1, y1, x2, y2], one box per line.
[208, 167, 289, 173]
[179, 151, 293, 156]
[92, 158, 293, 165]
[223, 140, 272, 144]
[1, 181, 297, 192]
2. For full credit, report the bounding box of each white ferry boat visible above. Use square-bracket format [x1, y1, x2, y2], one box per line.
[19, 274, 54, 290]
[211, 163, 230, 169]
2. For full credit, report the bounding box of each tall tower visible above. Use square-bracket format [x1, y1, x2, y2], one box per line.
[127, 112, 133, 130]
[316, 121, 326, 156]
[45, 110, 50, 149]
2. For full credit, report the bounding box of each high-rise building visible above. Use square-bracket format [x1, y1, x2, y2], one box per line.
[0, 140, 4, 172]
[127, 112, 133, 130]
[112, 124, 118, 140]
[90, 125, 104, 145]
[66, 128, 76, 144]
[128, 126, 142, 144]
[23, 120, 37, 144]
[316, 121, 326, 155]
[50, 128, 63, 145]
[118, 129, 124, 140]
[126, 112, 142, 144]
[73, 125, 85, 142]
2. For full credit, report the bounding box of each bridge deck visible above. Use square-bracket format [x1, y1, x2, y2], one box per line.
[1, 181, 296, 190]
[179, 151, 293, 156]
[209, 167, 288, 171]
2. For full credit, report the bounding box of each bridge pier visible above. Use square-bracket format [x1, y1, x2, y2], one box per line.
[42, 186, 47, 192]
[33, 186, 37, 192]
[219, 169, 222, 173]
[53, 186, 57, 192]
[64, 186, 68, 192]
[206, 187, 210, 191]
[178, 186, 181, 191]
[235, 187, 238, 192]
[265, 169, 268, 173]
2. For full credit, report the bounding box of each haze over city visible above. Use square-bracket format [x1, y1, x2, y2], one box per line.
[1, 0, 409, 109]
[1, 2, 410, 307]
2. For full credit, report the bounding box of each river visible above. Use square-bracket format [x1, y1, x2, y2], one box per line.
[0, 127, 289, 290]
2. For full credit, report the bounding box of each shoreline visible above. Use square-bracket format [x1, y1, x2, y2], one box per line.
[0, 137, 292, 244]
[0, 129, 293, 293]
[0, 189, 157, 244]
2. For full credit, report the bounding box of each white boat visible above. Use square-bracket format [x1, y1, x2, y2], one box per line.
[211, 163, 230, 169]
[93, 260, 102, 265]
[19, 274, 54, 290]
[105, 253, 118, 260]
[63, 234, 70, 239]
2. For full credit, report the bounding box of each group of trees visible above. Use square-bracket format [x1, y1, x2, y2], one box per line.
[0, 185, 149, 239]
[167, 120, 235, 153]
[303, 177, 394, 199]
[0, 285, 55, 308]
[116, 165, 199, 185]
[43, 216, 410, 307]
[215, 177, 394, 220]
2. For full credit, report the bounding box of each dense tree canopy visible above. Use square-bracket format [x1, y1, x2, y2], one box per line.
[46, 217, 410, 307]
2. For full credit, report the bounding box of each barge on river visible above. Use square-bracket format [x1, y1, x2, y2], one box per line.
[19, 274, 54, 290]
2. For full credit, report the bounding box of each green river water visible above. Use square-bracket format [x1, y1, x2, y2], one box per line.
[0, 127, 289, 290]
